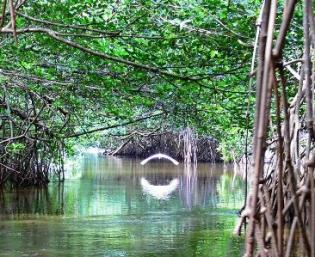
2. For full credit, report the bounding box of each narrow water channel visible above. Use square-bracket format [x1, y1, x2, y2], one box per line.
[0, 154, 245, 257]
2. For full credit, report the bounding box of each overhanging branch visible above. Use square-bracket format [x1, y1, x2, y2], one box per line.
[1, 26, 201, 82]
[66, 112, 165, 138]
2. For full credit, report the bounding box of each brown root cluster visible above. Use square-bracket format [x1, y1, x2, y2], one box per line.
[107, 128, 222, 163]
[240, 1, 315, 256]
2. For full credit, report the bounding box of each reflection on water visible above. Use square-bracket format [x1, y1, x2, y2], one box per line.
[140, 177, 179, 200]
[0, 155, 245, 257]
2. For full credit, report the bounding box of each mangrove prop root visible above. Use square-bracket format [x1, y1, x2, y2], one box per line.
[242, 1, 315, 256]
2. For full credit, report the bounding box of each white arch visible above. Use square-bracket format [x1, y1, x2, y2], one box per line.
[140, 153, 179, 165]
[140, 177, 179, 200]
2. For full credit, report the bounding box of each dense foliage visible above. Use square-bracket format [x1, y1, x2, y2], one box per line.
[0, 0, 261, 185]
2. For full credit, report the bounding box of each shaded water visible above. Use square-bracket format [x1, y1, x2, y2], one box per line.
[0, 155, 245, 257]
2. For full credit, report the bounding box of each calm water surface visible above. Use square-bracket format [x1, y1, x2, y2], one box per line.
[0, 155, 245, 257]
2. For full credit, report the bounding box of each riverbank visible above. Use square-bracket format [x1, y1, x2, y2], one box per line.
[104, 131, 222, 163]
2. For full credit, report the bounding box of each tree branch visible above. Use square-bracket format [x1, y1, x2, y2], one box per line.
[66, 112, 165, 138]
[1, 27, 201, 82]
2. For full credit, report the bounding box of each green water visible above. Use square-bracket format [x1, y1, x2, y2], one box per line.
[0, 155, 245, 257]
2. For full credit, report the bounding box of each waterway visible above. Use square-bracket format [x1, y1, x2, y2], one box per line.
[0, 154, 245, 257]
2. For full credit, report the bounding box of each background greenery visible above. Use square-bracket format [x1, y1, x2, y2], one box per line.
[1, 0, 263, 164]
